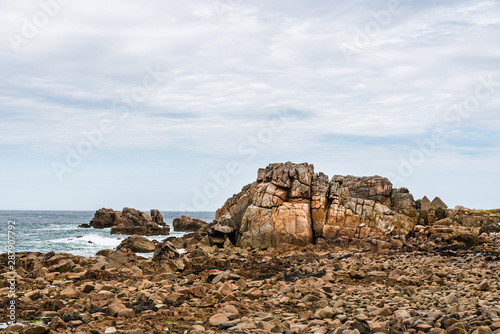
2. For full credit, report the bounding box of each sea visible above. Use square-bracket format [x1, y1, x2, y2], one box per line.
[0, 210, 215, 257]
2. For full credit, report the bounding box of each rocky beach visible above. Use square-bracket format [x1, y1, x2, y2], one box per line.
[1, 163, 499, 334]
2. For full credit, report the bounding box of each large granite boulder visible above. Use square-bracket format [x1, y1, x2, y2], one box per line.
[87, 208, 170, 236]
[173, 215, 207, 232]
[116, 235, 156, 253]
[214, 162, 419, 249]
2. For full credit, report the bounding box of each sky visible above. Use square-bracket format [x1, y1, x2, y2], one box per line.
[0, 0, 499, 211]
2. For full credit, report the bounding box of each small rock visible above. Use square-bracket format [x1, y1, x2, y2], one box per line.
[415, 323, 433, 332]
[471, 327, 493, 334]
[222, 304, 240, 320]
[21, 324, 50, 334]
[48, 316, 67, 331]
[209, 314, 230, 326]
[117, 308, 135, 318]
[477, 280, 490, 291]
[187, 324, 206, 333]
[371, 308, 392, 317]
[82, 283, 95, 293]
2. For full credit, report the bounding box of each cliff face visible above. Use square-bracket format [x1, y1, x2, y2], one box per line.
[215, 162, 418, 249]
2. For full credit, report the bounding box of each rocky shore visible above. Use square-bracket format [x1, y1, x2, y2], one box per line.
[1, 162, 499, 334]
[1, 236, 499, 334]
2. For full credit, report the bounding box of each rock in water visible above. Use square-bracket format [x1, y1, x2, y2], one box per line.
[87, 207, 170, 235]
[90, 208, 117, 228]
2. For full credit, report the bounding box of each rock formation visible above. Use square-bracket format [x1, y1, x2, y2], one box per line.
[213, 162, 418, 249]
[173, 215, 207, 232]
[89, 208, 117, 229]
[85, 207, 170, 236]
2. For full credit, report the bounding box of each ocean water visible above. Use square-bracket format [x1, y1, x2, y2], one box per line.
[0, 211, 215, 257]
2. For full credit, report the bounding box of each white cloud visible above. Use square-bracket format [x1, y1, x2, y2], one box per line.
[0, 0, 499, 209]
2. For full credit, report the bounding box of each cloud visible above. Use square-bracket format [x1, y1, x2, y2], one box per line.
[0, 0, 499, 210]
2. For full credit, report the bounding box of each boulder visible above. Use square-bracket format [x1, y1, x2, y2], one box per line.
[105, 249, 138, 269]
[173, 215, 207, 232]
[391, 187, 417, 214]
[150, 209, 165, 225]
[48, 316, 67, 331]
[152, 240, 180, 262]
[116, 235, 156, 253]
[90, 208, 117, 229]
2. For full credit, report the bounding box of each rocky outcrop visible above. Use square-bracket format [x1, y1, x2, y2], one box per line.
[214, 162, 419, 249]
[86, 208, 170, 236]
[150, 209, 164, 224]
[116, 235, 156, 253]
[173, 215, 207, 232]
[110, 208, 170, 236]
[447, 206, 500, 227]
[89, 208, 118, 229]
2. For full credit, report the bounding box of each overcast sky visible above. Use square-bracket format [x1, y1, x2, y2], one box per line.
[1, 0, 499, 211]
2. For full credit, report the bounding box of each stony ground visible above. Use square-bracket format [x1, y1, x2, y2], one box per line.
[1, 237, 500, 334]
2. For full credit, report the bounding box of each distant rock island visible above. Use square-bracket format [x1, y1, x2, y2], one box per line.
[79, 207, 170, 236]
